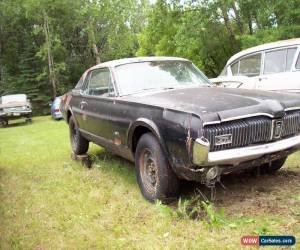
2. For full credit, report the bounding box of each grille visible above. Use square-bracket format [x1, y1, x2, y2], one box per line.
[204, 111, 300, 152]
[282, 110, 300, 137]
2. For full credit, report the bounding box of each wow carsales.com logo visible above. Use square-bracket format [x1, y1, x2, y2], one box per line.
[241, 236, 296, 246]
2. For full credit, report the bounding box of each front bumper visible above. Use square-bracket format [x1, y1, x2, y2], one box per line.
[53, 112, 63, 119]
[0, 109, 32, 117]
[0, 110, 32, 118]
[193, 134, 300, 166]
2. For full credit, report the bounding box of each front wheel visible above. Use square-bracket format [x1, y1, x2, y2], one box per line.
[69, 116, 89, 155]
[260, 157, 287, 174]
[135, 133, 180, 203]
[0, 119, 8, 127]
[25, 116, 32, 123]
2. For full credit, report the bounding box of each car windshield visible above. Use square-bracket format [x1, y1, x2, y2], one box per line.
[1, 94, 26, 104]
[115, 60, 211, 95]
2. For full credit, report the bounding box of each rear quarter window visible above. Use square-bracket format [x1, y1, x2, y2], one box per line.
[231, 62, 239, 75]
[296, 52, 300, 69]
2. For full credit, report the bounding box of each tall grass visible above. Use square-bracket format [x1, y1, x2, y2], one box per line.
[0, 117, 299, 249]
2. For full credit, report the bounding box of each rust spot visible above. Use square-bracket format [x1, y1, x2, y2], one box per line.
[186, 113, 193, 155]
[186, 130, 192, 155]
[66, 94, 72, 106]
[114, 138, 121, 145]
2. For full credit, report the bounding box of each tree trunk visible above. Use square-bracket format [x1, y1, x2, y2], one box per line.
[43, 12, 57, 99]
[89, 23, 101, 64]
[248, 16, 253, 35]
[220, 4, 235, 38]
[254, 13, 261, 29]
[0, 22, 3, 84]
[92, 42, 101, 65]
[232, 2, 244, 34]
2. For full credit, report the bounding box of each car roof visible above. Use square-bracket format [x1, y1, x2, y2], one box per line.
[227, 38, 300, 65]
[89, 56, 190, 70]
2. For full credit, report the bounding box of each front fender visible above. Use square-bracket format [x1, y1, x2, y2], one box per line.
[127, 118, 168, 155]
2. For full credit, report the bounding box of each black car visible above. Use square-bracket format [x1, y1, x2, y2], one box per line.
[61, 57, 300, 202]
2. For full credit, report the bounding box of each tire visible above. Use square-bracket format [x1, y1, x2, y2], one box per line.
[261, 157, 287, 174]
[0, 119, 8, 127]
[135, 133, 180, 203]
[25, 116, 32, 123]
[69, 115, 89, 155]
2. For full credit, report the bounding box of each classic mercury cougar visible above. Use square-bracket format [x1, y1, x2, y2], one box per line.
[60, 57, 300, 202]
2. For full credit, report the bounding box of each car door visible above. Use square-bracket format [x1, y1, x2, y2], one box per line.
[80, 67, 116, 140]
[258, 46, 299, 91]
[71, 73, 91, 129]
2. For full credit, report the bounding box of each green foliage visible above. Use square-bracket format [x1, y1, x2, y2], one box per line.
[156, 194, 228, 227]
[1, 0, 300, 113]
[155, 200, 174, 217]
[0, 0, 146, 114]
[201, 201, 227, 227]
[137, 0, 300, 76]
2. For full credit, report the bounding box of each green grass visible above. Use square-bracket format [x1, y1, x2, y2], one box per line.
[0, 116, 299, 249]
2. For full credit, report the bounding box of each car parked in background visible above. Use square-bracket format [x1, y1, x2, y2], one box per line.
[0, 94, 32, 126]
[51, 96, 63, 120]
[61, 57, 300, 203]
[218, 38, 300, 93]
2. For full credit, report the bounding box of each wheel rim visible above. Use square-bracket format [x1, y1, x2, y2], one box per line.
[139, 148, 158, 195]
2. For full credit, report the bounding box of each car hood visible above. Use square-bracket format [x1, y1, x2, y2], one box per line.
[122, 87, 300, 124]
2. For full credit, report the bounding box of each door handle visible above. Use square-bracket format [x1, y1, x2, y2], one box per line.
[80, 101, 88, 109]
[259, 77, 267, 81]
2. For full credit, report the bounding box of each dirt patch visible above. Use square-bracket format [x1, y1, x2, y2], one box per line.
[179, 168, 300, 217]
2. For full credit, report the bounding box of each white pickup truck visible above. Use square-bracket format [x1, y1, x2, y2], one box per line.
[0, 94, 32, 126]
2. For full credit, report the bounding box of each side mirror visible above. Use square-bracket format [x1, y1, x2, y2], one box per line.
[80, 89, 87, 95]
[72, 89, 86, 95]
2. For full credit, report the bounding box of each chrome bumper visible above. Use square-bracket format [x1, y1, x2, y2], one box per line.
[193, 135, 300, 166]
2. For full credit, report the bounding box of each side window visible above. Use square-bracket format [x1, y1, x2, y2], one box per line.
[264, 49, 286, 74]
[296, 52, 300, 69]
[264, 47, 297, 74]
[239, 54, 261, 77]
[231, 62, 239, 76]
[87, 68, 114, 97]
[286, 48, 297, 71]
